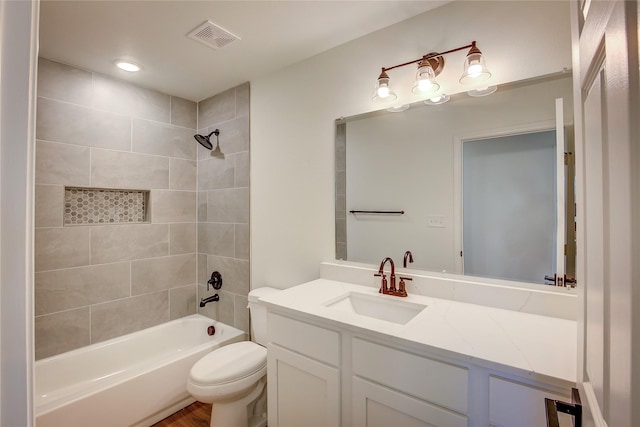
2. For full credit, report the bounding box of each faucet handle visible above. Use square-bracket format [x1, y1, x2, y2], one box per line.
[374, 272, 388, 293]
[396, 276, 412, 297]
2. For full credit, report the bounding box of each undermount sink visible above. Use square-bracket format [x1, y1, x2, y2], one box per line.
[324, 291, 427, 325]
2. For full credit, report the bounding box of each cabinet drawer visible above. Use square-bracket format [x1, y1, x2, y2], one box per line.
[352, 338, 468, 414]
[353, 377, 468, 427]
[268, 312, 340, 366]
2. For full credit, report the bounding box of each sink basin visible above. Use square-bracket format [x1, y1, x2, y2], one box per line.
[324, 292, 426, 325]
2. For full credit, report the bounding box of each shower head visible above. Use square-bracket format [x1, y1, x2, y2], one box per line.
[194, 129, 219, 150]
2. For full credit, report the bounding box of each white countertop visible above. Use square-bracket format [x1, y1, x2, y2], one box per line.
[259, 279, 576, 385]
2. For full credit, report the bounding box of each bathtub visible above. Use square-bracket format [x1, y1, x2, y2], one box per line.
[35, 314, 245, 427]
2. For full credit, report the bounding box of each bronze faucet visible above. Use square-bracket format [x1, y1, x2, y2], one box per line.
[375, 256, 410, 297]
[375, 257, 396, 295]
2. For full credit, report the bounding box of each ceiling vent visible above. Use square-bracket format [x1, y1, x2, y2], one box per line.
[187, 21, 240, 50]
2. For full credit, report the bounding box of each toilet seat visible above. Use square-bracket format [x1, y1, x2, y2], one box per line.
[190, 341, 267, 386]
[187, 341, 267, 403]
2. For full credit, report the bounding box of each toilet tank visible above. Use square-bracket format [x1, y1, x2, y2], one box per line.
[247, 287, 280, 346]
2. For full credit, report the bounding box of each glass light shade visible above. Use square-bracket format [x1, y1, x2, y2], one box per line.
[411, 63, 440, 96]
[460, 51, 491, 84]
[467, 85, 497, 97]
[424, 94, 450, 105]
[372, 74, 397, 103]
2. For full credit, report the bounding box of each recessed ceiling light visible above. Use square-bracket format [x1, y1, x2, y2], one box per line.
[386, 104, 410, 113]
[115, 60, 141, 72]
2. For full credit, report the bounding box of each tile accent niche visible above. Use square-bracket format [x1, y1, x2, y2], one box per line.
[34, 58, 252, 360]
[64, 187, 149, 225]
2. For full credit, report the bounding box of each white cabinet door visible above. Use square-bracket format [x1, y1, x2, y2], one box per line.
[352, 377, 468, 427]
[267, 344, 341, 427]
[489, 376, 572, 427]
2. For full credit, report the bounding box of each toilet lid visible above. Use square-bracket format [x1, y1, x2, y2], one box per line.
[190, 341, 267, 385]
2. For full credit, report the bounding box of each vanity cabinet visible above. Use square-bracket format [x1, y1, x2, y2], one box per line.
[266, 313, 341, 427]
[265, 292, 574, 427]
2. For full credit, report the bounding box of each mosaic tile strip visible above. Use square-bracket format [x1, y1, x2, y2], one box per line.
[64, 187, 148, 225]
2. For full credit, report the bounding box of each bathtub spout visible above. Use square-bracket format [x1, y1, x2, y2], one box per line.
[200, 294, 219, 307]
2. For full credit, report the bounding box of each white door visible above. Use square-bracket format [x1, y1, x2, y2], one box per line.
[571, 1, 639, 426]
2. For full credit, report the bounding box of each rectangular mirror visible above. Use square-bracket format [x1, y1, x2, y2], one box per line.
[335, 73, 576, 287]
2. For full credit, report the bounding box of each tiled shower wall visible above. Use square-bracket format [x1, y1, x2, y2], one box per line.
[195, 85, 251, 333]
[34, 59, 251, 360]
[34, 58, 199, 359]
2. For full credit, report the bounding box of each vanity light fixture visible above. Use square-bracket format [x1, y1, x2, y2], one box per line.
[115, 60, 141, 72]
[373, 41, 491, 103]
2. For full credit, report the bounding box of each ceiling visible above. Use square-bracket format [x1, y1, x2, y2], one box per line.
[39, 1, 449, 102]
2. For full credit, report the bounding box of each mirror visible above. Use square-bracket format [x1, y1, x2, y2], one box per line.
[335, 73, 575, 286]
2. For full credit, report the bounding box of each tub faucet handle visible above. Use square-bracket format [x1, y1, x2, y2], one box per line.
[207, 271, 223, 291]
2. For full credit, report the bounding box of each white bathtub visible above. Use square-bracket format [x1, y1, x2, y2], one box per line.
[35, 314, 245, 427]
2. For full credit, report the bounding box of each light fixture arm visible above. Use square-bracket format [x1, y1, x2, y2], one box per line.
[380, 41, 476, 74]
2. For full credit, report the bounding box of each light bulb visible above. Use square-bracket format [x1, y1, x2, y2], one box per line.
[466, 63, 483, 77]
[115, 60, 141, 72]
[377, 85, 390, 98]
[418, 79, 434, 92]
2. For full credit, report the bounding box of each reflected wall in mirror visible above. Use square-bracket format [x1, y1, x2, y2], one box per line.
[335, 73, 575, 286]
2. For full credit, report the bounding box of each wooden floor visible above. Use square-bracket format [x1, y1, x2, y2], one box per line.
[152, 402, 211, 427]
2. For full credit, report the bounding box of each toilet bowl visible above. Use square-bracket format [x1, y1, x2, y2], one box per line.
[187, 287, 279, 427]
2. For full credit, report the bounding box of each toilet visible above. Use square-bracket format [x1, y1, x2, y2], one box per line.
[187, 287, 279, 427]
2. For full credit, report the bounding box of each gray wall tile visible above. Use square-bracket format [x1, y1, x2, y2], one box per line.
[207, 188, 249, 223]
[91, 149, 169, 190]
[35, 262, 130, 316]
[131, 254, 196, 295]
[36, 97, 131, 151]
[92, 74, 170, 123]
[91, 224, 169, 264]
[197, 156, 234, 190]
[36, 140, 90, 186]
[207, 255, 249, 295]
[198, 194, 207, 222]
[37, 58, 92, 106]
[235, 224, 249, 260]
[151, 190, 196, 223]
[91, 291, 169, 343]
[216, 117, 249, 155]
[198, 223, 234, 257]
[198, 88, 235, 128]
[35, 227, 91, 272]
[234, 152, 249, 187]
[235, 83, 250, 119]
[217, 290, 235, 325]
[170, 158, 196, 191]
[35, 308, 90, 360]
[171, 96, 197, 129]
[234, 294, 250, 333]
[198, 254, 207, 285]
[132, 119, 196, 160]
[35, 185, 64, 227]
[170, 285, 196, 320]
[170, 223, 196, 255]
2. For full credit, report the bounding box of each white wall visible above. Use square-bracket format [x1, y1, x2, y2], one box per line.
[250, 1, 572, 289]
[0, 0, 39, 425]
[345, 77, 572, 273]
